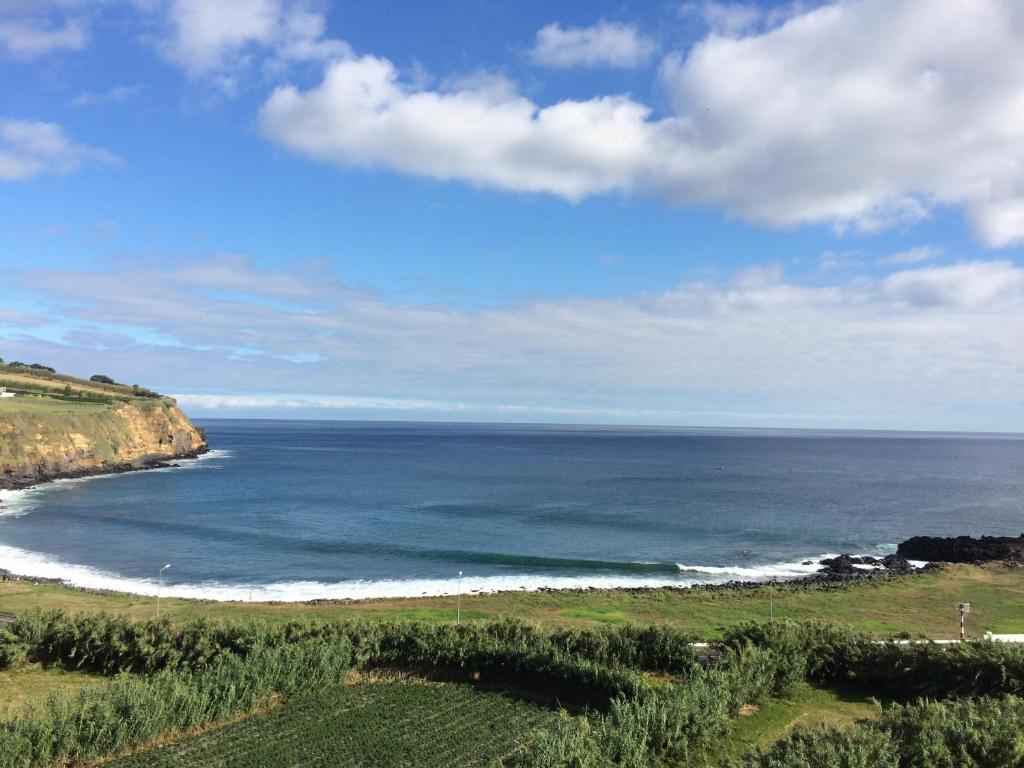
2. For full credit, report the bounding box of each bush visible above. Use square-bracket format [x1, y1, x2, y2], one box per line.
[0, 628, 28, 669]
[882, 696, 1024, 768]
[723, 724, 899, 768]
[729, 697, 1024, 768]
[720, 619, 1024, 699]
[89, 375, 116, 384]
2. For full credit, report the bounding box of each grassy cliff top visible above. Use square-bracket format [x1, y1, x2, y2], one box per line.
[0, 363, 172, 410]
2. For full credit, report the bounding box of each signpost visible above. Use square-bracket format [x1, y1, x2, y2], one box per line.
[457, 571, 463, 624]
[957, 602, 970, 641]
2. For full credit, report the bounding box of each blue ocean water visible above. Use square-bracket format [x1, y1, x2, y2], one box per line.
[1, 420, 1022, 600]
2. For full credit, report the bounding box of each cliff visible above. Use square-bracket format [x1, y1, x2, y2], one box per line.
[0, 398, 208, 490]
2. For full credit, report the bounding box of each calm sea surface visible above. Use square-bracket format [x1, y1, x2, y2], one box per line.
[1, 420, 1022, 600]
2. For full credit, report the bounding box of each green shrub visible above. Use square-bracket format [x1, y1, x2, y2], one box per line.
[0, 627, 28, 669]
[722, 724, 899, 768]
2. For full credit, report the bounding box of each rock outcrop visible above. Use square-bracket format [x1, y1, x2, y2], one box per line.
[897, 535, 1024, 563]
[0, 399, 207, 490]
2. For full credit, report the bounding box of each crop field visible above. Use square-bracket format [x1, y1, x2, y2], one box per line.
[111, 681, 559, 768]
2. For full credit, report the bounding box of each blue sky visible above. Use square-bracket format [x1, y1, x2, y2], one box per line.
[1, 0, 1022, 432]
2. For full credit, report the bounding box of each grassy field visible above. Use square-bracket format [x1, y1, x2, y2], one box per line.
[2, 564, 1021, 639]
[108, 681, 559, 768]
[0, 397, 111, 415]
[705, 684, 881, 765]
[0, 664, 107, 717]
[0, 368, 144, 400]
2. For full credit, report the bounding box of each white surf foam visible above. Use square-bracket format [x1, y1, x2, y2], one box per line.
[0, 540, 926, 603]
[676, 555, 839, 580]
[0, 543, 708, 600]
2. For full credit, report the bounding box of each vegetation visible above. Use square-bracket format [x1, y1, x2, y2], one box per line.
[0, 640, 352, 768]
[727, 697, 1024, 768]
[1, 562, 1020, 637]
[111, 681, 559, 768]
[3, 609, 1024, 767]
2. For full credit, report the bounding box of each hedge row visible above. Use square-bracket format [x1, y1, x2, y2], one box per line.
[721, 619, 1024, 698]
[3, 611, 699, 678]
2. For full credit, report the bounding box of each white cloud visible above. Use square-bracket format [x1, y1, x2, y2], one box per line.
[529, 20, 656, 69]
[7, 255, 1024, 430]
[71, 84, 143, 107]
[161, 0, 349, 83]
[880, 261, 1023, 308]
[0, 119, 118, 181]
[678, 1, 802, 36]
[877, 245, 941, 267]
[263, 0, 1024, 247]
[260, 55, 668, 201]
[0, 14, 88, 59]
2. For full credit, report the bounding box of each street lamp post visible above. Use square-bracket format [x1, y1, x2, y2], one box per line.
[156, 563, 171, 618]
[457, 571, 463, 624]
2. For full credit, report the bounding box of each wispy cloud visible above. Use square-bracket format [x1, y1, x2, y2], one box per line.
[0, 13, 88, 59]
[529, 20, 656, 69]
[72, 85, 143, 107]
[0, 119, 119, 181]
[159, 0, 349, 90]
[4, 254, 1022, 429]
[877, 245, 942, 267]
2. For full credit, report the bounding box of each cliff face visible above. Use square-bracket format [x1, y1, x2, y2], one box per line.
[0, 399, 208, 490]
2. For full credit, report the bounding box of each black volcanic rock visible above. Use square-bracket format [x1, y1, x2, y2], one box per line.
[881, 554, 913, 573]
[819, 555, 861, 574]
[897, 535, 1024, 563]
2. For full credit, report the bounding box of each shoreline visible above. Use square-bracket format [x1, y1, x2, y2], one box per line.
[0, 555, 933, 606]
[0, 445, 210, 493]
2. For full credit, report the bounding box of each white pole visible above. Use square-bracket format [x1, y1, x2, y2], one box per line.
[157, 563, 171, 618]
[457, 571, 463, 624]
[769, 579, 774, 621]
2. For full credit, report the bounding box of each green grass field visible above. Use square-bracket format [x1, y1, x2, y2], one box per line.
[108, 681, 559, 768]
[704, 684, 881, 765]
[2, 563, 1020, 638]
[0, 397, 111, 415]
[0, 664, 107, 718]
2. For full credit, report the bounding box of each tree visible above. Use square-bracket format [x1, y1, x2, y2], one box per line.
[90, 375, 116, 384]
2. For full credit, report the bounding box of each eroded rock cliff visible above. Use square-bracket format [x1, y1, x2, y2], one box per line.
[0, 399, 207, 489]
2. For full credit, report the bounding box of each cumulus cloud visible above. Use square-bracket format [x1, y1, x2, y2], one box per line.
[260, 55, 671, 201]
[5, 254, 1023, 429]
[529, 20, 656, 69]
[161, 0, 349, 84]
[0, 119, 118, 181]
[262, 0, 1024, 247]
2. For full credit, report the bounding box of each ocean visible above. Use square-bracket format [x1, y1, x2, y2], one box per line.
[1, 420, 1022, 601]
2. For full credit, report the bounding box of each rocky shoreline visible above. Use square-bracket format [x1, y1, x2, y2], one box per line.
[0, 446, 209, 494]
[898, 534, 1024, 564]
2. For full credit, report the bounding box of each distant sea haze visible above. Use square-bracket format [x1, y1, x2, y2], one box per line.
[0, 421, 1022, 601]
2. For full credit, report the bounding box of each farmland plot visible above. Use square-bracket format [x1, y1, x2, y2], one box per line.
[111, 681, 558, 767]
